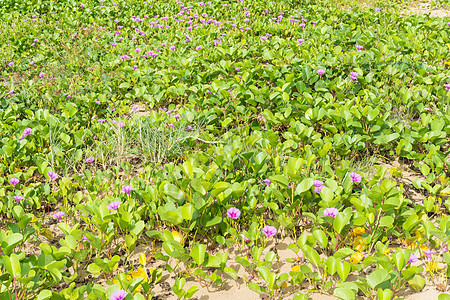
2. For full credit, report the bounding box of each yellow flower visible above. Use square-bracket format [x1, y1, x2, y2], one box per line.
[131, 267, 148, 282]
[420, 244, 428, 251]
[384, 249, 391, 256]
[291, 265, 301, 272]
[350, 252, 364, 265]
[352, 227, 366, 236]
[353, 236, 365, 252]
[172, 230, 184, 245]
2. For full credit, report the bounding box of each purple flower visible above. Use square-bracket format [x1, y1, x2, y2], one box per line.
[260, 36, 267, 41]
[13, 196, 24, 204]
[323, 207, 339, 218]
[9, 178, 19, 186]
[117, 122, 125, 128]
[23, 128, 32, 136]
[8, 62, 13, 67]
[356, 45, 364, 51]
[173, 113, 180, 121]
[263, 179, 271, 187]
[262, 225, 277, 237]
[408, 254, 418, 263]
[30, 61, 35, 65]
[18, 136, 25, 141]
[374, 7, 381, 11]
[314, 185, 324, 194]
[169, 45, 175, 51]
[135, 48, 141, 53]
[80, 4, 85, 7]
[297, 38, 304, 44]
[110, 289, 128, 300]
[196, 45, 202, 51]
[445, 83, 450, 91]
[186, 125, 193, 131]
[107, 201, 121, 211]
[48, 171, 59, 181]
[227, 207, 241, 219]
[317, 69, 325, 76]
[313, 180, 324, 187]
[349, 72, 359, 81]
[86, 157, 94, 164]
[121, 185, 133, 196]
[168, 123, 175, 129]
[39, 72, 46, 78]
[350, 172, 362, 183]
[82, 235, 89, 241]
[53, 211, 65, 221]
[422, 250, 437, 260]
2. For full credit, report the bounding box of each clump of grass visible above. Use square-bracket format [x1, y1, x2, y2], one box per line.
[92, 114, 203, 171]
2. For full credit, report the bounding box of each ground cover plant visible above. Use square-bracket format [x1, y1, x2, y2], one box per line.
[1, 0, 450, 299]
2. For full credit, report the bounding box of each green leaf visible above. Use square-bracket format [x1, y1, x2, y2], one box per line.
[130, 221, 145, 237]
[1, 233, 23, 255]
[3, 253, 21, 279]
[312, 229, 328, 249]
[190, 243, 207, 265]
[367, 269, 389, 289]
[333, 211, 351, 234]
[295, 178, 313, 195]
[334, 287, 355, 300]
[336, 261, 351, 281]
[87, 263, 102, 275]
[438, 294, 450, 300]
[408, 275, 425, 292]
[258, 266, 271, 283]
[181, 203, 196, 221]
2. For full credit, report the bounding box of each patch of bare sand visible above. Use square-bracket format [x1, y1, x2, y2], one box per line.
[401, 1, 450, 17]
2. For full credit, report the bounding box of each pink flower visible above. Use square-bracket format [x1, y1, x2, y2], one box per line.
[408, 254, 418, 263]
[422, 250, 436, 260]
[111, 289, 128, 300]
[350, 172, 362, 183]
[121, 185, 133, 196]
[39, 72, 46, 78]
[314, 185, 324, 194]
[263, 179, 271, 187]
[297, 38, 304, 44]
[135, 48, 141, 53]
[356, 45, 364, 51]
[86, 157, 94, 164]
[445, 83, 450, 91]
[227, 207, 241, 219]
[8, 62, 13, 67]
[349, 72, 359, 81]
[53, 211, 65, 221]
[9, 178, 19, 186]
[169, 45, 176, 51]
[313, 180, 324, 187]
[133, 65, 138, 70]
[13, 196, 24, 204]
[317, 69, 325, 76]
[48, 171, 59, 181]
[107, 201, 121, 211]
[262, 225, 277, 237]
[168, 123, 175, 129]
[323, 207, 339, 218]
[196, 45, 202, 51]
[23, 128, 32, 136]
[173, 113, 180, 121]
